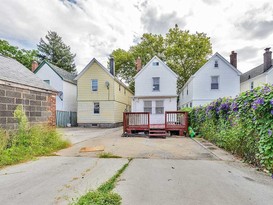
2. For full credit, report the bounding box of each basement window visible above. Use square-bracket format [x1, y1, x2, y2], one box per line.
[94, 102, 100, 114]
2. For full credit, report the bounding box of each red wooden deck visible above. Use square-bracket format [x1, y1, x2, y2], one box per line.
[123, 111, 188, 137]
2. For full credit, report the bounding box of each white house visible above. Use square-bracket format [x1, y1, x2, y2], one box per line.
[179, 52, 242, 108]
[240, 48, 273, 92]
[33, 61, 77, 112]
[132, 56, 178, 124]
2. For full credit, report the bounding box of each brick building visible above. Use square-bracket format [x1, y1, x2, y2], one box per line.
[0, 55, 57, 129]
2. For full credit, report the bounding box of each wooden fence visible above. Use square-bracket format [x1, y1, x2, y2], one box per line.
[56, 111, 77, 127]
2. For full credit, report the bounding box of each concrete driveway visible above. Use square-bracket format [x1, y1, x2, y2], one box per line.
[0, 127, 273, 205]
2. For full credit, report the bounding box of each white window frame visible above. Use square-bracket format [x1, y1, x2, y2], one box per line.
[211, 76, 219, 90]
[155, 100, 164, 114]
[144, 101, 152, 113]
[152, 62, 159, 66]
[214, 60, 219, 68]
[91, 79, 98, 91]
[152, 77, 160, 91]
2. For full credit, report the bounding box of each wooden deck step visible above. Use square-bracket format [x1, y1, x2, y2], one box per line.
[149, 129, 167, 138]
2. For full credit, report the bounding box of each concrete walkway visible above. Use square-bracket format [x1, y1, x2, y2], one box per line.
[0, 157, 128, 205]
[1, 127, 273, 205]
[115, 159, 273, 205]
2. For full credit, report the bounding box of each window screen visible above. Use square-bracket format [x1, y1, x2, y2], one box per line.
[144, 101, 152, 113]
[92, 79, 98, 91]
[153, 77, 160, 91]
[156, 100, 164, 114]
[211, 76, 219, 89]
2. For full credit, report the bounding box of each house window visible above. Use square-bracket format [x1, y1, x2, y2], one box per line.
[152, 62, 159, 66]
[44, 80, 50, 84]
[211, 76, 219, 89]
[153, 77, 160, 91]
[144, 101, 152, 113]
[94, 102, 100, 114]
[156, 100, 164, 114]
[190, 102, 192, 107]
[57, 91, 63, 101]
[91, 79, 98, 91]
[250, 82, 254, 90]
[214, 60, 218, 68]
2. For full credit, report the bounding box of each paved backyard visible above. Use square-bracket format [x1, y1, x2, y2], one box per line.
[0, 127, 273, 205]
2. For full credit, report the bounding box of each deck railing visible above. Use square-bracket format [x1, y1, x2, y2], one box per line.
[123, 112, 150, 132]
[165, 111, 188, 130]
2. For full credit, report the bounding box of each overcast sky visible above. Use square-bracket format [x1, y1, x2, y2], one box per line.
[0, 0, 272, 73]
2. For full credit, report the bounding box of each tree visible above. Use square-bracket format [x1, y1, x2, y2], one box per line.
[111, 25, 212, 93]
[0, 39, 38, 69]
[37, 31, 76, 73]
[165, 25, 212, 91]
[112, 33, 165, 93]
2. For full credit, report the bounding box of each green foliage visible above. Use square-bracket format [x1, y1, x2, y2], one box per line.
[190, 84, 273, 173]
[0, 106, 69, 168]
[37, 31, 76, 73]
[97, 152, 122, 158]
[75, 191, 121, 205]
[111, 25, 212, 93]
[74, 160, 131, 205]
[0, 39, 38, 69]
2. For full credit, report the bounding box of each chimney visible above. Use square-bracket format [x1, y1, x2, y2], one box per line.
[230, 51, 237, 68]
[263, 47, 272, 72]
[31, 60, 38, 72]
[136, 57, 142, 72]
[109, 56, 115, 76]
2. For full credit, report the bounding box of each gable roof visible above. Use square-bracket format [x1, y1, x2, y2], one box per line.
[181, 52, 242, 91]
[34, 61, 77, 85]
[134, 56, 178, 79]
[0, 55, 56, 92]
[240, 59, 273, 83]
[75, 58, 133, 94]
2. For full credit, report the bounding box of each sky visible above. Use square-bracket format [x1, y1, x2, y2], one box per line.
[0, 0, 272, 73]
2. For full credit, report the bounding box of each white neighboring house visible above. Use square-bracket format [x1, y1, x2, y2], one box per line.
[132, 56, 178, 124]
[34, 61, 77, 112]
[179, 52, 242, 108]
[240, 48, 273, 92]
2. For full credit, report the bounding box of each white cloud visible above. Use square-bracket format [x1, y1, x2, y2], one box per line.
[0, 0, 272, 73]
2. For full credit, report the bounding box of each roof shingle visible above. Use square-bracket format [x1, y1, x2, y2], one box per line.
[0, 55, 56, 92]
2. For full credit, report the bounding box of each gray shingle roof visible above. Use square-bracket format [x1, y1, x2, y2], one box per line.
[44, 61, 77, 85]
[240, 59, 273, 83]
[0, 55, 56, 92]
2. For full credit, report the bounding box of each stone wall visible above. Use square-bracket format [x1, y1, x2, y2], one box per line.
[0, 83, 56, 130]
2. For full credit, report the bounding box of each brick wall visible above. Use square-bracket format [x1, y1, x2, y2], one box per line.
[0, 83, 56, 129]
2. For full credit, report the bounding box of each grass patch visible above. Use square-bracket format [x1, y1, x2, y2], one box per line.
[73, 159, 132, 205]
[0, 105, 70, 168]
[97, 152, 122, 159]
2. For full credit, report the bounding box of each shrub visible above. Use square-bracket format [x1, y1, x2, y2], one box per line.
[190, 84, 273, 173]
[75, 191, 121, 205]
[0, 105, 69, 167]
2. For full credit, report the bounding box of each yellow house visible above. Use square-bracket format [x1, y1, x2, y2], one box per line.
[75, 58, 133, 127]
